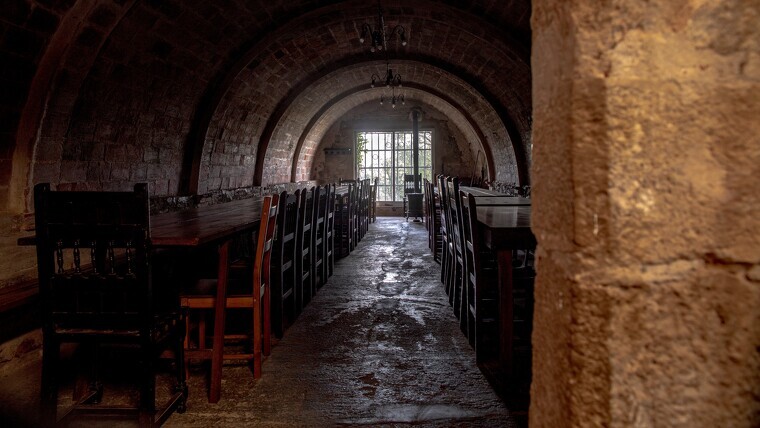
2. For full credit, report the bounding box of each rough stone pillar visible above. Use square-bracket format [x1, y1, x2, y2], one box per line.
[530, 1, 760, 426]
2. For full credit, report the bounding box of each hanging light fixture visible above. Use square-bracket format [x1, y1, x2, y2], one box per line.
[370, 62, 402, 89]
[371, 61, 404, 107]
[380, 86, 405, 108]
[358, 2, 408, 52]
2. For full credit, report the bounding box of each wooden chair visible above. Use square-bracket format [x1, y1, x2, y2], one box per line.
[369, 178, 379, 223]
[180, 194, 278, 401]
[438, 175, 453, 289]
[312, 184, 329, 290]
[358, 179, 368, 240]
[424, 179, 442, 263]
[446, 176, 467, 326]
[325, 184, 336, 278]
[335, 184, 353, 259]
[271, 191, 298, 338]
[296, 187, 315, 310]
[33, 183, 186, 427]
[403, 173, 421, 220]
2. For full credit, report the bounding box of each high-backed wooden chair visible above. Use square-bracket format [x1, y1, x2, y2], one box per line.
[272, 191, 298, 338]
[425, 179, 442, 263]
[438, 175, 453, 289]
[180, 194, 278, 400]
[312, 184, 329, 290]
[325, 184, 336, 278]
[369, 177, 379, 223]
[33, 183, 186, 427]
[296, 187, 315, 310]
[446, 176, 466, 325]
[403, 173, 421, 220]
[335, 184, 353, 259]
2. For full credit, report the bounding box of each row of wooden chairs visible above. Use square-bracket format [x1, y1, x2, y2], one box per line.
[335, 178, 375, 258]
[432, 175, 535, 369]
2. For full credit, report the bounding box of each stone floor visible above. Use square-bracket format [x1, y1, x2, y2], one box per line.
[0, 218, 526, 427]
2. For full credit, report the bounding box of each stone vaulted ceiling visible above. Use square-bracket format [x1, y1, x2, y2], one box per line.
[2, 0, 531, 212]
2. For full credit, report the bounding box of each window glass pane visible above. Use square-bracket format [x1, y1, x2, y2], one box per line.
[356, 130, 433, 202]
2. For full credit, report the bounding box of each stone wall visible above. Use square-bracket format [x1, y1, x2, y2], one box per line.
[530, 1, 760, 426]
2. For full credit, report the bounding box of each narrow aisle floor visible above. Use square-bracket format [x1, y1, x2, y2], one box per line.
[169, 218, 521, 427]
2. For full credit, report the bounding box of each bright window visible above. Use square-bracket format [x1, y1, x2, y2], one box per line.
[357, 131, 433, 201]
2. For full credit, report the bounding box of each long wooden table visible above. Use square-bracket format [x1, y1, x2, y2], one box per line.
[19, 196, 265, 404]
[476, 204, 535, 375]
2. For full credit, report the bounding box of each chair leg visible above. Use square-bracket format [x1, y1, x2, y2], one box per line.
[209, 241, 230, 403]
[175, 317, 188, 413]
[138, 344, 156, 427]
[252, 290, 262, 379]
[263, 283, 271, 357]
[40, 337, 59, 426]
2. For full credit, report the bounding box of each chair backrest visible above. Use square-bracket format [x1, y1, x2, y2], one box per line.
[460, 190, 477, 270]
[313, 184, 329, 239]
[33, 183, 154, 333]
[274, 190, 298, 270]
[403, 174, 420, 196]
[297, 186, 315, 247]
[438, 175, 450, 242]
[325, 183, 336, 224]
[446, 176, 464, 256]
[254, 194, 279, 296]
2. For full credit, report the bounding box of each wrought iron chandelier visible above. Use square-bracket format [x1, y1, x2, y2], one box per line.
[358, 3, 408, 52]
[371, 62, 404, 108]
[380, 86, 405, 108]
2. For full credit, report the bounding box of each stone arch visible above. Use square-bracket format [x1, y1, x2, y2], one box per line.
[288, 84, 498, 183]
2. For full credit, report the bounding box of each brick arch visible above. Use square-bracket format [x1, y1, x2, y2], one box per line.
[291, 86, 496, 183]
[249, 54, 528, 186]
[195, 0, 531, 192]
[260, 59, 520, 186]
[283, 77, 511, 183]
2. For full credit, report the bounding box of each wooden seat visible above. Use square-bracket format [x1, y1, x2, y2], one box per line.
[272, 191, 298, 338]
[296, 187, 315, 310]
[33, 183, 186, 427]
[180, 194, 278, 401]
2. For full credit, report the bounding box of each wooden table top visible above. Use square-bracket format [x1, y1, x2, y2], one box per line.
[460, 186, 509, 197]
[466, 196, 531, 206]
[18, 197, 265, 248]
[476, 205, 536, 250]
[150, 197, 264, 247]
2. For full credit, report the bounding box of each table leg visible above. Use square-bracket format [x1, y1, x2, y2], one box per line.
[497, 249, 514, 376]
[209, 240, 229, 403]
